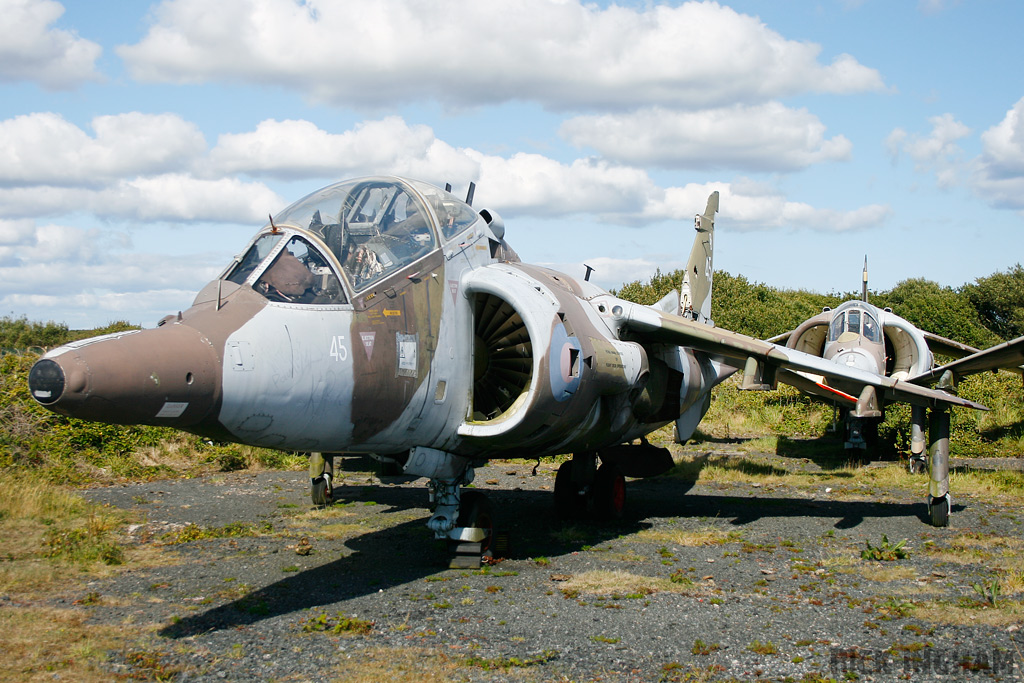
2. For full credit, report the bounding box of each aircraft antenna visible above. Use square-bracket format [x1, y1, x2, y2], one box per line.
[584, 264, 595, 281]
[269, 213, 280, 234]
[445, 183, 452, 192]
[862, 256, 869, 303]
[465, 182, 476, 207]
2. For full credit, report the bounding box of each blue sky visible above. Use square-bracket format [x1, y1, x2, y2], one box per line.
[1, 0, 1022, 329]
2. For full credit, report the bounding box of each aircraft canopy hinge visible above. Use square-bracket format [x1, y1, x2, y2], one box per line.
[739, 356, 777, 391]
[854, 385, 882, 419]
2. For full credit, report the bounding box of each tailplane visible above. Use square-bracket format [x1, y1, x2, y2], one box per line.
[679, 191, 719, 326]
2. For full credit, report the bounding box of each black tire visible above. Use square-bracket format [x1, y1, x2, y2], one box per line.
[311, 476, 331, 506]
[929, 496, 949, 527]
[554, 460, 585, 519]
[593, 463, 626, 520]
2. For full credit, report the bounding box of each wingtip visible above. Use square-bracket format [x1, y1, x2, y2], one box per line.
[705, 191, 719, 217]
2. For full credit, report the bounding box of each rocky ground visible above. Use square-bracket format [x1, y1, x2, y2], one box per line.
[73, 446, 1023, 682]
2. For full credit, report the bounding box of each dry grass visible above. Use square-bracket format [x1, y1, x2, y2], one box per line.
[0, 472, 133, 596]
[912, 599, 1024, 628]
[330, 645, 545, 682]
[636, 526, 742, 547]
[0, 607, 135, 682]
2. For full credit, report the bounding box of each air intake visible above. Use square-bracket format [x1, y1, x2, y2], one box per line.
[472, 293, 533, 421]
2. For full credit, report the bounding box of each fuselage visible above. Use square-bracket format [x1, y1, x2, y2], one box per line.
[29, 177, 728, 462]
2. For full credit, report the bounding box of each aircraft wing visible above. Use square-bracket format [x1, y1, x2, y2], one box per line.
[923, 330, 981, 361]
[619, 304, 987, 411]
[910, 335, 1024, 385]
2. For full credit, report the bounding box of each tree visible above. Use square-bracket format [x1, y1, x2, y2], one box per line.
[872, 279, 1001, 349]
[964, 264, 1024, 342]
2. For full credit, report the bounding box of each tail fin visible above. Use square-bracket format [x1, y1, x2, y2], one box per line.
[679, 191, 718, 326]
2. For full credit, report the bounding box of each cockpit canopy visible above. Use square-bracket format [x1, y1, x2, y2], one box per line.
[828, 304, 881, 343]
[223, 177, 481, 303]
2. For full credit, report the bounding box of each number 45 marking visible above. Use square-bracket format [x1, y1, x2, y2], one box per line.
[330, 335, 349, 362]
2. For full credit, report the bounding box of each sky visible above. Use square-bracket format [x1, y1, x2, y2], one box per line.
[1, 0, 1023, 329]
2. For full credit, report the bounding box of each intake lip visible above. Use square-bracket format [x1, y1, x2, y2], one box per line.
[28, 358, 65, 405]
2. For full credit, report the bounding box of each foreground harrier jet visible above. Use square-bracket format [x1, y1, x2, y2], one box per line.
[29, 177, 985, 551]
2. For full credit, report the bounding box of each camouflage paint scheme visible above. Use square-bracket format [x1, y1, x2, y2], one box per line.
[27, 177, 1006, 538]
[766, 263, 1024, 525]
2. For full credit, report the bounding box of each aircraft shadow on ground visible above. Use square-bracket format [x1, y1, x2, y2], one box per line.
[687, 434, 894, 472]
[159, 465, 951, 639]
[158, 482, 653, 639]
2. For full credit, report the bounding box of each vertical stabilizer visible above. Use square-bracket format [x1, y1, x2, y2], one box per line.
[679, 191, 719, 326]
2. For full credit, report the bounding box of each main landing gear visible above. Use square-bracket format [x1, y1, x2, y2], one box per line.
[554, 451, 627, 521]
[926, 406, 951, 527]
[902, 406, 952, 527]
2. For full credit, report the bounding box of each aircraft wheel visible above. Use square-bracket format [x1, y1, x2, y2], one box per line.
[908, 458, 926, 475]
[554, 460, 586, 519]
[929, 495, 949, 528]
[593, 463, 626, 520]
[311, 475, 332, 507]
[457, 490, 494, 554]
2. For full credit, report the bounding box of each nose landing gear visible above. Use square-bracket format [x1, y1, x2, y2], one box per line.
[308, 452, 333, 506]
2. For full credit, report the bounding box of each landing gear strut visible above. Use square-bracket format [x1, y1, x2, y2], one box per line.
[554, 451, 626, 520]
[403, 447, 496, 568]
[908, 406, 928, 474]
[308, 452, 333, 506]
[927, 406, 951, 527]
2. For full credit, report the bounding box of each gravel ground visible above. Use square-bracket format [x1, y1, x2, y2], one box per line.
[75, 447, 1024, 682]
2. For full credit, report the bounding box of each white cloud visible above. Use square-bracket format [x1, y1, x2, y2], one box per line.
[118, 0, 885, 109]
[96, 175, 286, 223]
[887, 113, 970, 188]
[639, 181, 890, 232]
[0, 111, 891, 233]
[208, 116, 478, 181]
[560, 104, 852, 171]
[978, 97, 1024, 179]
[0, 218, 252, 327]
[887, 113, 972, 191]
[0, 175, 284, 223]
[544, 256, 682, 292]
[1, 289, 203, 327]
[0, 112, 207, 186]
[0, 0, 102, 89]
[0, 219, 225, 325]
[971, 97, 1024, 211]
[471, 153, 655, 217]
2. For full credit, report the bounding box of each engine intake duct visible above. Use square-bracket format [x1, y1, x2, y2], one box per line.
[472, 292, 533, 421]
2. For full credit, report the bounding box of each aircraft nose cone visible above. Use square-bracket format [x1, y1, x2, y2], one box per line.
[28, 358, 64, 405]
[29, 325, 222, 428]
